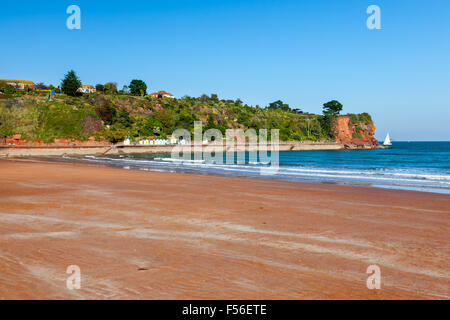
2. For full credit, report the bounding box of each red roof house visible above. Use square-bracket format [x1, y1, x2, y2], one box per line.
[150, 90, 174, 98]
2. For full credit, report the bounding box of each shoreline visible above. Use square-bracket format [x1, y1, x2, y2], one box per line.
[0, 158, 448, 299]
[16, 154, 449, 196]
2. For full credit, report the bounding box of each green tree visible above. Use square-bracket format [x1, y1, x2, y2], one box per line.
[319, 115, 333, 138]
[322, 100, 343, 116]
[61, 70, 81, 96]
[116, 108, 132, 128]
[95, 84, 104, 92]
[210, 93, 219, 102]
[320, 100, 343, 138]
[268, 100, 290, 112]
[319, 100, 342, 138]
[200, 94, 210, 102]
[104, 82, 118, 94]
[129, 80, 147, 96]
[35, 83, 47, 90]
[204, 114, 217, 131]
[143, 115, 163, 136]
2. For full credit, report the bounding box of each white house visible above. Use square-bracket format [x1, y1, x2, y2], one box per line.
[77, 85, 96, 94]
[0, 79, 35, 89]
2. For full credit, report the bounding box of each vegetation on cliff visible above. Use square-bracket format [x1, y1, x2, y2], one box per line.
[0, 82, 375, 144]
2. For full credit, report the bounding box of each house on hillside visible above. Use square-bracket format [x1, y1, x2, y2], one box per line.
[150, 90, 174, 98]
[77, 85, 96, 94]
[0, 79, 34, 90]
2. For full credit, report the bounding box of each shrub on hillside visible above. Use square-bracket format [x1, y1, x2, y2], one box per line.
[82, 115, 103, 135]
[93, 95, 116, 125]
[1, 85, 16, 95]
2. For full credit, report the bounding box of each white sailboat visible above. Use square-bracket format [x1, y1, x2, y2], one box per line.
[383, 133, 392, 146]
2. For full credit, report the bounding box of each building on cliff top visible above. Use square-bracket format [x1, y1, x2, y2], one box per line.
[150, 90, 174, 98]
[0, 79, 35, 89]
[77, 84, 96, 94]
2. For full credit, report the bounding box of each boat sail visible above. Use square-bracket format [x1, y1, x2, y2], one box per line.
[383, 133, 392, 146]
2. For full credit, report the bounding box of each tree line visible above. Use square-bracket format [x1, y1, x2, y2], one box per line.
[61, 70, 148, 97]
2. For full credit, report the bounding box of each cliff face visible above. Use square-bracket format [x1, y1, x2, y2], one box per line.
[334, 115, 378, 146]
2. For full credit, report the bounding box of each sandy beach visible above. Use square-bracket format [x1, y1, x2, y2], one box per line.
[0, 159, 448, 299]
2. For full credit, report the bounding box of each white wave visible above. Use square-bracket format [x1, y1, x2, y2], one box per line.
[67, 155, 450, 190]
[249, 161, 270, 165]
[280, 167, 450, 181]
[155, 158, 206, 164]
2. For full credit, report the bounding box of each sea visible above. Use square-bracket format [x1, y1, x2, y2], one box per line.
[64, 142, 450, 194]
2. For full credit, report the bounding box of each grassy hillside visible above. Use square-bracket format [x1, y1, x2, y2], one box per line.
[0, 92, 370, 143]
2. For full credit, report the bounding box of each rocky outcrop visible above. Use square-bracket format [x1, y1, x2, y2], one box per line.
[334, 115, 379, 147]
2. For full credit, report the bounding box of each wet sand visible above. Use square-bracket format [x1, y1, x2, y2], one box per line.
[0, 159, 448, 299]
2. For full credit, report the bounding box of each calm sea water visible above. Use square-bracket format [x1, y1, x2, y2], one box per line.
[66, 142, 450, 194]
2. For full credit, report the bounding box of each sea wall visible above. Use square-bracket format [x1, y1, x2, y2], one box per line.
[0, 142, 346, 157]
[0, 135, 111, 147]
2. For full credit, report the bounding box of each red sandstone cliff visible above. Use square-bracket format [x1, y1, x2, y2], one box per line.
[334, 115, 379, 146]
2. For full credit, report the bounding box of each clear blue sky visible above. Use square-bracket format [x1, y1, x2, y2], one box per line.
[1, 0, 449, 140]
